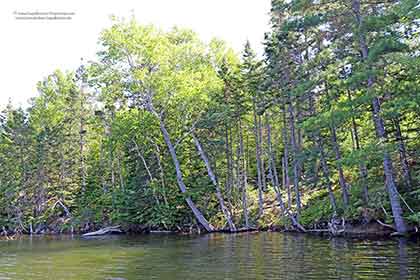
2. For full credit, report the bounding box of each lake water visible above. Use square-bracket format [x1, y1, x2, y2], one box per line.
[0, 232, 419, 279]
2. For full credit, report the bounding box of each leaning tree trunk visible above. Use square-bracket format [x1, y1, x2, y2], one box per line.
[266, 115, 285, 213]
[117, 152, 125, 191]
[393, 118, 412, 190]
[348, 90, 369, 204]
[288, 100, 302, 213]
[224, 126, 234, 201]
[308, 89, 338, 213]
[352, 0, 407, 234]
[156, 114, 214, 232]
[99, 138, 107, 193]
[267, 115, 305, 231]
[316, 135, 337, 214]
[330, 125, 350, 207]
[35, 142, 47, 220]
[79, 93, 87, 196]
[324, 83, 349, 207]
[133, 139, 160, 206]
[258, 115, 267, 192]
[282, 111, 292, 209]
[252, 100, 264, 217]
[151, 141, 169, 206]
[266, 114, 280, 190]
[238, 120, 250, 228]
[192, 134, 236, 232]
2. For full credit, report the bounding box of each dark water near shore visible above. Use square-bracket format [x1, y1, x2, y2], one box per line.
[0, 232, 419, 279]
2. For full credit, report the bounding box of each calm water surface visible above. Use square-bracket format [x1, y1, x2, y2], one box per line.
[0, 232, 419, 279]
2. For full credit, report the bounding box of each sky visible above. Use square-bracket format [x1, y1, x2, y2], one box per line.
[0, 0, 271, 107]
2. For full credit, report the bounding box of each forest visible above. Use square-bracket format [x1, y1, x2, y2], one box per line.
[1, 0, 419, 237]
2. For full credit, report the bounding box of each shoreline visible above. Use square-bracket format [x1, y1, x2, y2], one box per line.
[2, 221, 419, 241]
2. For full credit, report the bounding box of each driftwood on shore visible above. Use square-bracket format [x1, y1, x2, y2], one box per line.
[219, 227, 259, 233]
[82, 226, 122, 237]
[149, 230, 173, 233]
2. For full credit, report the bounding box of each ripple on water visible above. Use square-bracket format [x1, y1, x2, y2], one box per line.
[0, 233, 419, 280]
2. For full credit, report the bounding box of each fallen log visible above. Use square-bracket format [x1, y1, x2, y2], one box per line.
[82, 226, 122, 237]
[149, 230, 173, 233]
[226, 227, 258, 233]
[307, 229, 330, 232]
[375, 219, 396, 231]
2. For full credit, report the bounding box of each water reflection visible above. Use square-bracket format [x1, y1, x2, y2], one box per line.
[0, 233, 419, 280]
[398, 238, 408, 279]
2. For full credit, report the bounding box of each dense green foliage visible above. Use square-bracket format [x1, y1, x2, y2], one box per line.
[0, 1, 419, 234]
